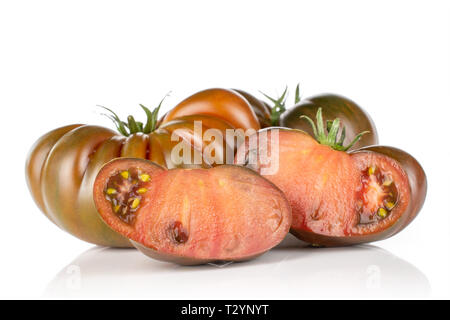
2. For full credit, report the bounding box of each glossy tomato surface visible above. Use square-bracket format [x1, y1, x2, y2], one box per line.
[161, 88, 261, 131]
[232, 89, 272, 128]
[93, 158, 292, 265]
[235, 128, 426, 246]
[280, 94, 378, 150]
[25, 115, 234, 247]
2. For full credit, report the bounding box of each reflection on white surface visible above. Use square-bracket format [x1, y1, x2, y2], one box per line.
[44, 234, 430, 299]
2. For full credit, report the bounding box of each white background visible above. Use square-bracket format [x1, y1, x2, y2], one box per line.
[0, 0, 449, 299]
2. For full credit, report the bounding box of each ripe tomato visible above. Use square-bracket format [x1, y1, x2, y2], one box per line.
[232, 87, 377, 148]
[160, 88, 263, 131]
[236, 108, 426, 246]
[93, 158, 291, 265]
[25, 103, 235, 247]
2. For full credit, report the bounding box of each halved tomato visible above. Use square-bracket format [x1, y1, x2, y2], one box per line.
[236, 109, 426, 246]
[93, 158, 292, 264]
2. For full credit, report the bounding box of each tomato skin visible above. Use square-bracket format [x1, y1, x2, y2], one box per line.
[235, 128, 426, 246]
[280, 94, 378, 150]
[38, 125, 128, 246]
[161, 88, 261, 131]
[25, 116, 234, 247]
[26, 124, 83, 223]
[232, 89, 272, 128]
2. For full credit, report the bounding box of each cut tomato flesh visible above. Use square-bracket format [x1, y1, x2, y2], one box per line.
[237, 130, 359, 236]
[356, 164, 399, 224]
[351, 152, 409, 235]
[94, 159, 291, 264]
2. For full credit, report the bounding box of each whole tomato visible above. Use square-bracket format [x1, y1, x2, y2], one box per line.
[236, 85, 379, 150]
[25, 99, 236, 247]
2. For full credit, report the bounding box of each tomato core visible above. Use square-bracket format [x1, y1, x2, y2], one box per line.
[104, 167, 151, 225]
[357, 165, 398, 224]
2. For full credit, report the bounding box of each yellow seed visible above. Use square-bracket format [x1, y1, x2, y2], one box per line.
[113, 205, 120, 213]
[137, 188, 148, 194]
[106, 188, 117, 195]
[139, 173, 150, 182]
[383, 179, 393, 186]
[385, 202, 395, 210]
[120, 171, 129, 179]
[218, 179, 226, 187]
[377, 207, 387, 218]
[131, 198, 140, 209]
[368, 166, 376, 175]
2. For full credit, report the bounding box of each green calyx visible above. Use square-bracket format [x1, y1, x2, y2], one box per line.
[294, 83, 301, 104]
[260, 86, 287, 126]
[99, 95, 168, 137]
[299, 108, 369, 151]
[261, 84, 301, 126]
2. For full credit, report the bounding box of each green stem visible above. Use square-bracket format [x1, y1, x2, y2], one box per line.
[260, 86, 288, 126]
[260, 83, 301, 126]
[99, 95, 168, 136]
[299, 107, 369, 151]
[127, 116, 139, 134]
[294, 83, 301, 104]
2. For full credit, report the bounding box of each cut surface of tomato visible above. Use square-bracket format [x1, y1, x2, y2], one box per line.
[351, 151, 410, 236]
[94, 158, 292, 264]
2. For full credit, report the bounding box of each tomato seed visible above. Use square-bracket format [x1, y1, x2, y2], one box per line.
[130, 198, 140, 209]
[106, 188, 117, 195]
[377, 207, 387, 218]
[137, 188, 148, 194]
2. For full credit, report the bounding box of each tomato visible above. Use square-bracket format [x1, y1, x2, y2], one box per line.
[280, 93, 378, 150]
[232, 89, 272, 128]
[236, 109, 426, 246]
[160, 88, 262, 131]
[25, 104, 235, 247]
[93, 158, 292, 265]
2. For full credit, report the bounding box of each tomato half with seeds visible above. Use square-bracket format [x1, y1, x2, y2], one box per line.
[25, 104, 234, 247]
[160, 88, 262, 131]
[93, 158, 292, 265]
[235, 109, 426, 246]
[280, 93, 378, 150]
